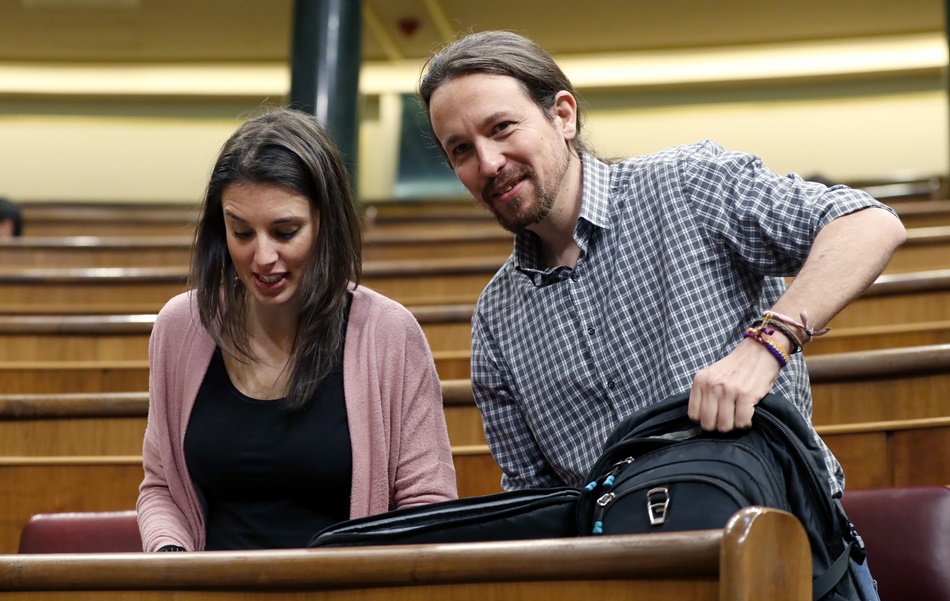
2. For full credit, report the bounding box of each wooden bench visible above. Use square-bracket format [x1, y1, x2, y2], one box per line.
[809, 343, 950, 424]
[4, 300, 950, 387]
[0, 228, 512, 267]
[5, 343, 950, 453]
[0, 315, 154, 362]
[19, 203, 199, 238]
[0, 259, 500, 313]
[881, 225, 950, 273]
[0, 304, 475, 361]
[0, 380, 480, 453]
[851, 175, 946, 201]
[0, 452, 502, 555]
[890, 199, 950, 228]
[20, 311, 950, 367]
[18, 199, 494, 238]
[0, 236, 194, 268]
[0, 380, 502, 554]
[5, 341, 949, 451]
[0, 361, 150, 394]
[1, 381, 948, 555]
[0, 451, 504, 555]
[8, 222, 950, 275]
[820, 416, 950, 489]
[0, 267, 186, 315]
[805, 319, 950, 355]
[16, 196, 950, 246]
[0, 355, 470, 393]
[828, 268, 950, 328]
[0, 417, 944, 557]
[0, 506, 810, 601]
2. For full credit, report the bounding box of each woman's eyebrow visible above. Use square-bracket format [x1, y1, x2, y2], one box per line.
[223, 209, 248, 225]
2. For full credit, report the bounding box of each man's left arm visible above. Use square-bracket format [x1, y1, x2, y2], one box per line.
[688, 206, 906, 431]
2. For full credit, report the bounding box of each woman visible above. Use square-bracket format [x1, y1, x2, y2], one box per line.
[137, 108, 458, 552]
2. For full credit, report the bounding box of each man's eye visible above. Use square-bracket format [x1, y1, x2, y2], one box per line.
[494, 121, 512, 134]
[451, 143, 471, 156]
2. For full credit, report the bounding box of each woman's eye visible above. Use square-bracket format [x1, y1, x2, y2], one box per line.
[277, 230, 299, 240]
[231, 230, 252, 240]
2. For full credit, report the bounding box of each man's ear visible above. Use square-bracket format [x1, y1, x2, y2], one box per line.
[0, 219, 12, 237]
[552, 91, 578, 141]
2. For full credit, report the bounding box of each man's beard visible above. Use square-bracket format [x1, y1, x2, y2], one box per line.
[489, 173, 555, 233]
[485, 145, 570, 234]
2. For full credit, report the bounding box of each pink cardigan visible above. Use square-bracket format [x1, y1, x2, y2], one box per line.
[137, 286, 458, 551]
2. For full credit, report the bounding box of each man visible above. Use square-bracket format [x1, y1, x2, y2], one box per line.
[419, 30, 905, 496]
[420, 30, 902, 599]
[0, 197, 23, 237]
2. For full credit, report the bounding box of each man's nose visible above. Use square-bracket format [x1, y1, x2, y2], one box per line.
[477, 142, 505, 177]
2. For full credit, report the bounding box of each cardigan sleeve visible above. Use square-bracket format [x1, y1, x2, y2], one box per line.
[345, 287, 458, 515]
[136, 292, 209, 551]
[387, 303, 459, 509]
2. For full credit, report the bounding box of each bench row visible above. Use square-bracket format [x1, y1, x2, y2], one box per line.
[1, 505, 808, 601]
[4, 343, 950, 451]
[4, 271, 950, 363]
[0, 415, 945, 556]
[1, 261, 949, 324]
[1, 223, 947, 271]
[17, 197, 950, 236]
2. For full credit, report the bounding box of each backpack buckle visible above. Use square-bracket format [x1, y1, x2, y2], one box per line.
[647, 487, 670, 526]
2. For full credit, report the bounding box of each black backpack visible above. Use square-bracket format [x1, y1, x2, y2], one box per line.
[309, 487, 580, 547]
[576, 391, 866, 601]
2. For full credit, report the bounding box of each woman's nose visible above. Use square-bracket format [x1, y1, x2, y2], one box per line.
[253, 237, 278, 266]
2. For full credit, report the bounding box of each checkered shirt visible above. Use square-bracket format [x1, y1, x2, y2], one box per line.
[471, 140, 894, 497]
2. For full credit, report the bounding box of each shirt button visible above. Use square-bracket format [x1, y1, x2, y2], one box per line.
[607, 380, 616, 390]
[587, 327, 595, 335]
[571, 272, 579, 282]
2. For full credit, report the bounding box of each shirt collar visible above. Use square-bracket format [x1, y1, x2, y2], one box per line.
[511, 154, 613, 281]
[578, 153, 613, 231]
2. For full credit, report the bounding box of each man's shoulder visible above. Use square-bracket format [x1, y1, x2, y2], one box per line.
[614, 140, 726, 170]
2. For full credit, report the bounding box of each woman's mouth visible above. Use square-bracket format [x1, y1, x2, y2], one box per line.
[254, 273, 288, 291]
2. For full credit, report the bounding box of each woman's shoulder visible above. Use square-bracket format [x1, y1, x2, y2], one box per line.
[153, 290, 203, 336]
[156, 290, 198, 320]
[348, 285, 424, 341]
[350, 284, 414, 321]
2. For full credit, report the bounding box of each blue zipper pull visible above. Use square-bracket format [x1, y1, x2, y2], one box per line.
[588, 457, 632, 535]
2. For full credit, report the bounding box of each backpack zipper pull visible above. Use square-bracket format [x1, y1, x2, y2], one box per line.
[591, 492, 616, 534]
[589, 457, 633, 534]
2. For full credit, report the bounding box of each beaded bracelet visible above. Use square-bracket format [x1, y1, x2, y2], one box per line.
[743, 327, 790, 368]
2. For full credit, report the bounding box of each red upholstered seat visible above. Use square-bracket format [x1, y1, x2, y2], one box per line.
[18, 510, 141, 553]
[840, 486, 950, 601]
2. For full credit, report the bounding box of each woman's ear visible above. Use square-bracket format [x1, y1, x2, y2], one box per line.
[552, 91, 578, 141]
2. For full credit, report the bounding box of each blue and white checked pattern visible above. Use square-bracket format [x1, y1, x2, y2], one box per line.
[471, 140, 894, 496]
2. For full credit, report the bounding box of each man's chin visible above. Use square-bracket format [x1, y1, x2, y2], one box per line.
[493, 211, 539, 234]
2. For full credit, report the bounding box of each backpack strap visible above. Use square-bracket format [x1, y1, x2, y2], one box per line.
[812, 540, 853, 600]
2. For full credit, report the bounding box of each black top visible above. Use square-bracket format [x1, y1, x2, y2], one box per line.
[184, 343, 352, 550]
